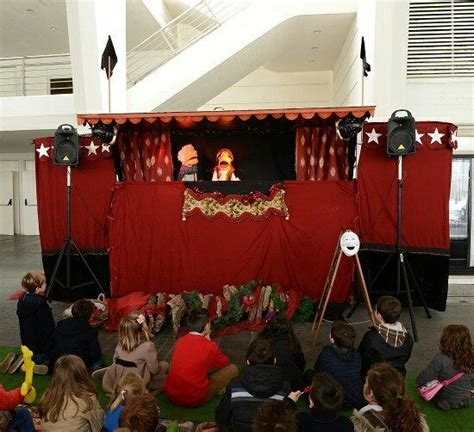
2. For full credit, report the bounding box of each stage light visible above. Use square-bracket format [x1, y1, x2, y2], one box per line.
[336, 114, 364, 140]
[91, 124, 118, 145]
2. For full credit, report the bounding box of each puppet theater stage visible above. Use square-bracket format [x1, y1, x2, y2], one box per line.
[33, 107, 457, 331]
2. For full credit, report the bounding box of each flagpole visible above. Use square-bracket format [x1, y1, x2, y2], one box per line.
[108, 56, 111, 113]
[361, 62, 365, 106]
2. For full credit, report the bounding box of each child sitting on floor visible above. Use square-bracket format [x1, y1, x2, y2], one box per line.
[165, 307, 238, 407]
[102, 311, 169, 395]
[117, 393, 164, 432]
[416, 324, 473, 411]
[39, 355, 104, 432]
[103, 373, 146, 432]
[313, 321, 365, 409]
[215, 338, 288, 432]
[14, 272, 55, 370]
[352, 363, 428, 432]
[259, 312, 306, 390]
[48, 299, 102, 372]
[288, 372, 354, 432]
[252, 400, 298, 432]
[358, 296, 413, 378]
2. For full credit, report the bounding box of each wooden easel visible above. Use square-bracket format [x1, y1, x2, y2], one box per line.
[312, 231, 376, 347]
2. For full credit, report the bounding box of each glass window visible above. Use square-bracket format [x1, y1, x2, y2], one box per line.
[449, 158, 470, 239]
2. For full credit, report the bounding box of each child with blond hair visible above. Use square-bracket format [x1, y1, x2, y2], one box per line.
[103, 373, 147, 432]
[102, 311, 169, 395]
[12, 272, 55, 372]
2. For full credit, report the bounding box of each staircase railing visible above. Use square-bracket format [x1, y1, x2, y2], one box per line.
[127, 0, 250, 88]
[0, 54, 72, 97]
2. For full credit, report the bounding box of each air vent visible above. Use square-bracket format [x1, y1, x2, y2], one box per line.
[408, 0, 474, 78]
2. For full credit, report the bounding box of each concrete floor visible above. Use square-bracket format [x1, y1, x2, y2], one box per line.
[1, 235, 473, 373]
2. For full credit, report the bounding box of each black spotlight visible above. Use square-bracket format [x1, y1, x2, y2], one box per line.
[54, 124, 80, 166]
[336, 114, 364, 140]
[91, 124, 118, 144]
[387, 109, 416, 156]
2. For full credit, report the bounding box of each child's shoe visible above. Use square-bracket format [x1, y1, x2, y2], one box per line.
[0, 352, 16, 373]
[33, 364, 49, 375]
[8, 354, 24, 374]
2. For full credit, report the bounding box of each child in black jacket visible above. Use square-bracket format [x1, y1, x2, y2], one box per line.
[313, 321, 365, 409]
[287, 372, 354, 432]
[259, 312, 306, 390]
[358, 296, 413, 379]
[16, 272, 55, 365]
[48, 300, 102, 371]
[215, 338, 288, 432]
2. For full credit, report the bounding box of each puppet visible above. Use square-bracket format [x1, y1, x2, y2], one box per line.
[177, 144, 199, 181]
[212, 148, 240, 181]
[139, 294, 167, 335]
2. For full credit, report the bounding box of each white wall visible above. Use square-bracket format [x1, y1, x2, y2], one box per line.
[333, 17, 360, 106]
[0, 94, 76, 131]
[199, 67, 333, 110]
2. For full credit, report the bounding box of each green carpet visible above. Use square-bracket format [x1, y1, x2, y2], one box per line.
[0, 347, 472, 429]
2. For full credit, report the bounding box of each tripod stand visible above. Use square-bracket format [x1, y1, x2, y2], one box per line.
[347, 156, 431, 341]
[45, 166, 104, 299]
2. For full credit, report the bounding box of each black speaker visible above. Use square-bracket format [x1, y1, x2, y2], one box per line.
[54, 124, 80, 166]
[387, 110, 416, 156]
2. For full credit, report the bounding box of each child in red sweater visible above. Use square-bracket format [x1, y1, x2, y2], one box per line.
[164, 308, 238, 407]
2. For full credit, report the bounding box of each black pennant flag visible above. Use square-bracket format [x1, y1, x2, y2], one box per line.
[101, 36, 117, 79]
[360, 37, 371, 77]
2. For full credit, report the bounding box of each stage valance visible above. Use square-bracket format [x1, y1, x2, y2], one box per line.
[77, 106, 375, 127]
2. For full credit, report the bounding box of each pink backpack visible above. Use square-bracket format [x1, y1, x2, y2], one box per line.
[417, 373, 464, 401]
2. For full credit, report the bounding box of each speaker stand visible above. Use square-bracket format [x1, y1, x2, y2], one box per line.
[347, 156, 431, 341]
[45, 166, 105, 299]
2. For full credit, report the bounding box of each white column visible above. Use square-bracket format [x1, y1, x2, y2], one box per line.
[371, 0, 410, 120]
[66, 0, 127, 114]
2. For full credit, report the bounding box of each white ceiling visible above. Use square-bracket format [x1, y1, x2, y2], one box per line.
[266, 13, 355, 72]
[0, 0, 160, 57]
[0, 0, 354, 72]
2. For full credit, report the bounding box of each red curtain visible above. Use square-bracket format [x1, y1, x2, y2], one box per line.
[108, 181, 358, 301]
[117, 127, 173, 181]
[357, 121, 456, 253]
[34, 137, 116, 252]
[295, 127, 348, 180]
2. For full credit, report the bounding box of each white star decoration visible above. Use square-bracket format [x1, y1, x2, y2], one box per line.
[415, 130, 424, 144]
[36, 143, 50, 158]
[366, 128, 383, 144]
[428, 128, 445, 145]
[450, 129, 458, 146]
[84, 141, 100, 156]
[101, 143, 111, 153]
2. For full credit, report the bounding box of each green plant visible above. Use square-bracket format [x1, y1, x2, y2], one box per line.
[292, 299, 314, 322]
[270, 284, 286, 312]
[182, 291, 202, 310]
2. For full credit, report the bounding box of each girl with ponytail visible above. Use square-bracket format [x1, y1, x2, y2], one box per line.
[103, 373, 146, 432]
[352, 363, 428, 432]
[102, 311, 169, 395]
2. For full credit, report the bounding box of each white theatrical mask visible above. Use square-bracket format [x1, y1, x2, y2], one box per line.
[340, 231, 360, 257]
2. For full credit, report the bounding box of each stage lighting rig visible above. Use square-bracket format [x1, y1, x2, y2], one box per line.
[336, 114, 364, 140]
[91, 124, 118, 145]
